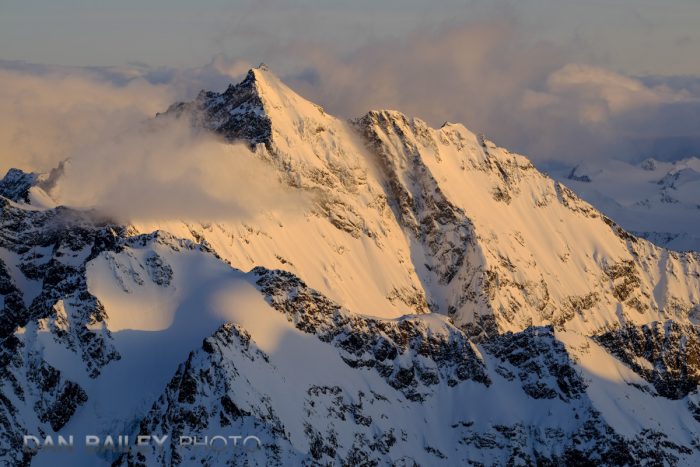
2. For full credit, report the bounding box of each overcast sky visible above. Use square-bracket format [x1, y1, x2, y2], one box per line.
[2, 0, 699, 75]
[1, 0, 700, 167]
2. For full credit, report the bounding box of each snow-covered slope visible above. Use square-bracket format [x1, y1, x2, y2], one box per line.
[353, 110, 700, 336]
[150, 66, 700, 336]
[2, 65, 700, 466]
[145, 66, 431, 319]
[549, 157, 700, 252]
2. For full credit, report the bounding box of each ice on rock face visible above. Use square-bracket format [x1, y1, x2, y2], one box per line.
[3, 67, 700, 466]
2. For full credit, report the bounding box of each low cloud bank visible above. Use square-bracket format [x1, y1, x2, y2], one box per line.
[0, 58, 305, 222]
[52, 117, 302, 223]
[2, 20, 700, 222]
[280, 20, 700, 164]
[0, 55, 251, 175]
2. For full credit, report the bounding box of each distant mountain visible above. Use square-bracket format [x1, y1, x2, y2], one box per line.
[550, 157, 700, 252]
[2, 65, 700, 466]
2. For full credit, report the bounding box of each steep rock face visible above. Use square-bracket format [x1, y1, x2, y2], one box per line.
[0, 199, 125, 466]
[483, 326, 586, 401]
[149, 67, 432, 319]
[0, 198, 122, 377]
[0, 196, 222, 466]
[0, 332, 88, 467]
[352, 110, 700, 336]
[0, 169, 37, 203]
[118, 323, 305, 467]
[596, 321, 700, 399]
[253, 267, 490, 401]
[165, 69, 271, 146]
[354, 112, 486, 317]
[0, 163, 64, 206]
[165, 66, 371, 197]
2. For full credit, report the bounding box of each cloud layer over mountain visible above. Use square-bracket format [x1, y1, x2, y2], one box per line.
[281, 20, 700, 165]
[2, 18, 700, 176]
[0, 60, 302, 222]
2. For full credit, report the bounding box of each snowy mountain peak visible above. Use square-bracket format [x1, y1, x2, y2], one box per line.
[219, 63, 282, 104]
[5, 68, 700, 466]
[164, 64, 329, 150]
[0, 168, 38, 202]
[0, 162, 64, 207]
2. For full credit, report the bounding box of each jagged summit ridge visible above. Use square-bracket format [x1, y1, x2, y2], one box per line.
[2, 67, 700, 466]
[164, 66, 272, 145]
[6, 66, 700, 337]
[163, 65, 331, 148]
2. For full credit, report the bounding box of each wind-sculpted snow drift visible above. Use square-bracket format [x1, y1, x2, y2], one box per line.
[2, 65, 700, 466]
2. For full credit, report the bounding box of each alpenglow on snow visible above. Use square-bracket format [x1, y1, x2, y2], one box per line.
[2, 65, 700, 466]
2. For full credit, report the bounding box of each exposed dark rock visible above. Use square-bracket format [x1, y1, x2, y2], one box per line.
[163, 69, 272, 147]
[595, 321, 700, 399]
[0, 169, 37, 203]
[254, 267, 491, 400]
[483, 326, 586, 401]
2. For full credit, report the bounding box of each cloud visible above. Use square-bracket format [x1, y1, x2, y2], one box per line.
[3, 15, 700, 208]
[0, 64, 172, 175]
[50, 116, 302, 223]
[0, 55, 252, 175]
[284, 19, 562, 129]
[516, 65, 700, 162]
[271, 19, 700, 164]
[0, 58, 307, 223]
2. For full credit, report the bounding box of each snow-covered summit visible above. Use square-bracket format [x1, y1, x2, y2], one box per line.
[0, 162, 64, 208]
[164, 64, 330, 149]
[3, 67, 700, 466]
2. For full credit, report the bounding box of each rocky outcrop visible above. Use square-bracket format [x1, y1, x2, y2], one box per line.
[484, 326, 586, 401]
[0, 334, 87, 467]
[596, 321, 700, 399]
[118, 323, 303, 467]
[120, 268, 699, 466]
[0, 169, 37, 203]
[254, 267, 490, 401]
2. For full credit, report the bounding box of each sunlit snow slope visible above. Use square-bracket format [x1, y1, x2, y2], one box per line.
[1, 65, 700, 466]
